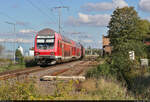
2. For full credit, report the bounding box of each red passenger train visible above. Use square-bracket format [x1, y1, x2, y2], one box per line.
[34, 28, 85, 65]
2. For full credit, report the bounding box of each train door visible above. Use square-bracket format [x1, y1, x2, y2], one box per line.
[71, 47, 74, 56]
[70, 46, 72, 56]
[59, 42, 62, 56]
[68, 45, 70, 57]
[62, 43, 64, 57]
[58, 40, 59, 56]
[75, 47, 76, 57]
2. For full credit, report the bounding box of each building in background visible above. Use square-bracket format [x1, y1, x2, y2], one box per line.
[102, 35, 112, 56]
[29, 47, 34, 56]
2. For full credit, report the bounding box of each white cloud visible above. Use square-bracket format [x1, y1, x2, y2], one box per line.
[113, 0, 128, 8]
[98, 41, 102, 44]
[16, 21, 29, 26]
[66, 13, 111, 27]
[147, 17, 150, 21]
[19, 29, 36, 34]
[81, 0, 128, 11]
[144, 17, 150, 21]
[139, 0, 150, 12]
[78, 35, 91, 39]
[82, 39, 93, 43]
[82, 2, 113, 11]
[64, 31, 85, 35]
[0, 38, 32, 43]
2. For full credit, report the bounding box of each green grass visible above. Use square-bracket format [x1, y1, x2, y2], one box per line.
[0, 64, 25, 73]
[0, 58, 25, 73]
[0, 56, 37, 73]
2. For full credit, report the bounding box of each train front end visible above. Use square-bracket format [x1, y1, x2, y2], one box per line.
[34, 28, 56, 65]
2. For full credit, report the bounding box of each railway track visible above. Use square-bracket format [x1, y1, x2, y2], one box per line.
[0, 58, 99, 82]
[0, 60, 87, 81]
[0, 67, 43, 80]
[40, 61, 98, 81]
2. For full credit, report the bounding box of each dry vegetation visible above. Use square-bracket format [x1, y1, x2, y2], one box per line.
[0, 77, 134, 100]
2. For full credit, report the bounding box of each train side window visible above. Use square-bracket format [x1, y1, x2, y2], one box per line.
[60, 42, 62, 48]
[58, 40, 59, 47]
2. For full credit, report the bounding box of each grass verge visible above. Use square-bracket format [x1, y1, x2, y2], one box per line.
[0, 77, 134, 100]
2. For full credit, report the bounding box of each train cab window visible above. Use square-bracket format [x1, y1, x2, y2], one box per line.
[37, 36, 55, 50]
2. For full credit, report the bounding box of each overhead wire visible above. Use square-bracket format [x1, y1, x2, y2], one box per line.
[59, 0, 64, 6]
[0, 11, 36, 31]
[35, 0, 60, 31]
[26, 0, 57, 25]
[0, 10, 37, 48]
[56, 0, 69, 34]
[0, 11, 16, 22]
[37, 0, 58, 21]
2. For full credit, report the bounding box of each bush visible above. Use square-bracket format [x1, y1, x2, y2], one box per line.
[86, 63, 113, 79]
[86, 52, 139, 89]
[24, 57, 37, 67]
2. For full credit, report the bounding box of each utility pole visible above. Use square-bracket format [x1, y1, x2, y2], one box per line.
[5, 21, 16, 63]
[51, 6, 69, 34]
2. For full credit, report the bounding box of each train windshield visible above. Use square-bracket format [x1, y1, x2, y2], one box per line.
[37, 36, 55, 49]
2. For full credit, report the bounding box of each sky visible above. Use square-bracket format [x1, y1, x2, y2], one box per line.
[0, 0, 150, 52]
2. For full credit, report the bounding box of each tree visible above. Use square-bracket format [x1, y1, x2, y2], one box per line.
[15, 49, 24, 64]
[137, 19, 150, 41]
[107, 7, 149, 88]
[108, 7, 146, 57]
[108, 7, 138, 50]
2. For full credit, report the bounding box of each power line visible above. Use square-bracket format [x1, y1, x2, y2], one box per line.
[52, 6, 69, 34]
[0, 11, 37, 51]
[35, 0, 67, 34]
[26, 0, 57, 25]
[37, 0, 58, 24]
[0, 11, 17, 22]
[59, 0, 64, 6]
[0, 11, 36, 31]
[57, 0, 70, 34]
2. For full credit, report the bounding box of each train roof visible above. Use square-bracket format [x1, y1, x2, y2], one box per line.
[37, 28, 55, 36]
[61, 35, 72, 44]
[37, 28, 81, 48]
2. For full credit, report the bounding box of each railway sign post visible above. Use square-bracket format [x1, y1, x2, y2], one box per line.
[129, 51, 135, 60]
[140, 59, 148, 67]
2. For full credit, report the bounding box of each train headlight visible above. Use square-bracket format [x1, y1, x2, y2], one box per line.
[35, 52, 40, 55]
[50, 52, 55, 55]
